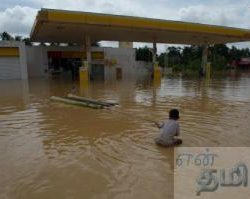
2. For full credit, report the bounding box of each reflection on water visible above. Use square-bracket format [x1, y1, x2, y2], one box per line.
[1, 72, 250, 198]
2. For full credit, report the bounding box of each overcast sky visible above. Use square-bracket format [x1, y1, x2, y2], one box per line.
[1, 0, 250, 51]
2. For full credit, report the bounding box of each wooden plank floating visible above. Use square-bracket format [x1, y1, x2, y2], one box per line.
[50, 96, 104, 109]
[67, 94, 118, 107]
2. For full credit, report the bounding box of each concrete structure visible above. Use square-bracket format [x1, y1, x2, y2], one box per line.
[0, 41, 27, 79]
[0, 41, 149, 80]
[26, 45, 144, 80]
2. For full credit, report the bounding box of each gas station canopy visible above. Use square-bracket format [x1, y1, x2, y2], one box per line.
[31, 8, 250, 45]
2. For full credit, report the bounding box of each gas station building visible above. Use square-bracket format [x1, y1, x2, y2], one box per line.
[1, 8, 250, 80]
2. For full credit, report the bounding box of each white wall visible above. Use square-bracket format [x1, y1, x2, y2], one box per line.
[0, 43, 144, 80]
[26, 45, 151, 80]
[103, 47, 152, 80]
[19, 42, 28, 79]
[26, 45, 87, 78]
[0, 41, 28, 80]
[0, 57, 21, 79]
[104, 47, 137, 80]
[26, 46, 46, 77]
[134, 61, 153, 76]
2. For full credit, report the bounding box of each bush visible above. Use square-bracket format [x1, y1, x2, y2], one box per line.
[185, 58, 201, 71]
[211, 55, 227, 70]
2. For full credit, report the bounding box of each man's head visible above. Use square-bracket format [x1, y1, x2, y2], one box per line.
[169, 109, 179, 120]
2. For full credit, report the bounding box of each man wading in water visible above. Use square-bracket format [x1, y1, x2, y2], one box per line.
[154, 109, 182, 147]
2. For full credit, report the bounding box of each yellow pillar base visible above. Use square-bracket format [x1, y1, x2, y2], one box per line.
[153, 62, 161, 80]
[79, 67, 89, 88]
[154, 68, 161, 79]
[206, 62, 211, 79]
[153, 63, 161, 86]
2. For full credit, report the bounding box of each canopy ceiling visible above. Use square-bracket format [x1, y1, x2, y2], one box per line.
[30, 8, 250, 45]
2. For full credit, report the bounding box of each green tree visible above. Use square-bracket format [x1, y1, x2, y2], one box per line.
[136, 46, 152, 62]
[0, 32, 13, 41]
[14, 35, 22, 41]
[158, 53, 166, 67]
[168, 47, 181, 66]
[181, 46, 202, 63]
[228, 46, 241, 62]
[22, 37, 32, 46]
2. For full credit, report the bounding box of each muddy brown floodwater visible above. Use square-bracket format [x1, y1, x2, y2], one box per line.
[1, 73, 250, 199]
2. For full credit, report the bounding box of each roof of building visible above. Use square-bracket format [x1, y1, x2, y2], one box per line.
[30, 8, 250, 45]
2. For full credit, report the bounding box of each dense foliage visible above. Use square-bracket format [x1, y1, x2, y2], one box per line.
[137, 45, 250, 72]
[135, 46, 153, 62]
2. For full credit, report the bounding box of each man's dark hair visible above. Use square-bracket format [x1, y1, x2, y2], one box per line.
[169, 109, 179, 120]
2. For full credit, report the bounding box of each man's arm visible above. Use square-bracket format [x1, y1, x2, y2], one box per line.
[154, 121, 164, 129]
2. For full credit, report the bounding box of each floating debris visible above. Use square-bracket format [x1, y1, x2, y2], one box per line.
[67, 94, 118, 107]
[50, 96, 103, 109]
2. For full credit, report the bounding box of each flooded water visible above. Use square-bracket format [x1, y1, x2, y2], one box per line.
[1, 72, 250, 199]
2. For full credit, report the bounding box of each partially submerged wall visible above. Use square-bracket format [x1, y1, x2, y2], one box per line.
[26, 45, 151, 80]
[0, 41, 28, 80]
